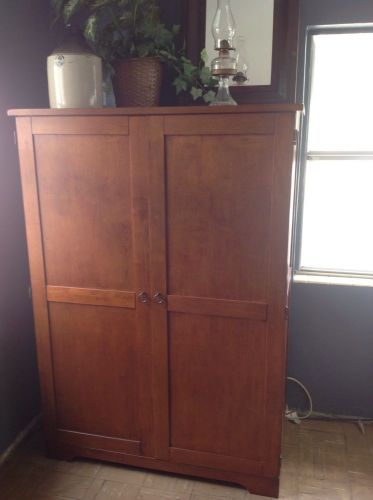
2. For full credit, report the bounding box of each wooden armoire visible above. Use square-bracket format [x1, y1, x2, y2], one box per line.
[10, 105, 300, 498]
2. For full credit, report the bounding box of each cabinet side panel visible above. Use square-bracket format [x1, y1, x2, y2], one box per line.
[15, 117, 57, 441]
[264, 113, 297, 472]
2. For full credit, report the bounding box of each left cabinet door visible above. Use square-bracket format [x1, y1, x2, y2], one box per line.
[16, 116, 153, 457]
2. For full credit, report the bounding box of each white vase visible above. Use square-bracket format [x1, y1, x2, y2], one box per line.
[47, 30, 103, 109]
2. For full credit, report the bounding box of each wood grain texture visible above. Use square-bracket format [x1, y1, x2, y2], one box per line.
[32, 116, 129, 135]
[15, 117, 57, 444]
[130, 117, 169, 460]
[168, 295, 268, 321]
[263, 112, 298, 477]
[139, 116, 170, 461]
[47, 286, 135, 309]
[56, 430, 141, 455]
[169, 314, 267, 461]
[164, 114, 275, 135]
[164, 112, 295, 480]
[34, 134, 134, 290]
[20, 115, 155, 460]
[165, 133, 274, 301]
[128, 116, 161, 459]
[170, 447, 265, 476]
[49, 303, 141, 442]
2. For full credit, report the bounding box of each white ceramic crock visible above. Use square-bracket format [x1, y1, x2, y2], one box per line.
[47, 31, 103, 109]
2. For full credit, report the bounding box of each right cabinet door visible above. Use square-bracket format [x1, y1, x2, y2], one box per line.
[162, 113, 295, 478]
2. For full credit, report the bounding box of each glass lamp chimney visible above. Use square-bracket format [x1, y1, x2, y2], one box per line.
[210, 0, 238, 106]
[212, 0, 236, 50]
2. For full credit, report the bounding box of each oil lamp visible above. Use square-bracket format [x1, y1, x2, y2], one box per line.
[210, 0, 238, 106]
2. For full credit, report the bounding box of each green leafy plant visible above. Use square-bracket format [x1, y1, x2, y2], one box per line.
[172, 49, 217, 104]
[51, 0, 217, 103]
[52, 0, 176, 61]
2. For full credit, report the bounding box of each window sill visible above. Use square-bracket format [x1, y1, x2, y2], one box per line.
[293, 273, 373, 288]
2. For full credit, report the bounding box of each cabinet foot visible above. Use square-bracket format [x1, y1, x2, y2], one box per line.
[236, 476, 279, 498]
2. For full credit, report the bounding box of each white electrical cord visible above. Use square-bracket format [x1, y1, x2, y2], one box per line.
[285, 378, 373, 430]
[286, 376, 313, 420]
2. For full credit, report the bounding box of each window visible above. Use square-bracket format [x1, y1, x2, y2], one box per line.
[296, 26, 373, 279]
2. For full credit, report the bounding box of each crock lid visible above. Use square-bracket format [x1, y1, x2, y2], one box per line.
[52, 26, 94, 55]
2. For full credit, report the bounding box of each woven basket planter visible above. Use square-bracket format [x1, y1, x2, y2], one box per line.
[112, 57, 162, 107]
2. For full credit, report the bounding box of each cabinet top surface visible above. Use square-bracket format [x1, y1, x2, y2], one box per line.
[8, 104, 302, 117]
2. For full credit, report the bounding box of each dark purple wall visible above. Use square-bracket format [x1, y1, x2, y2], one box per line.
[287, 0, 373, 418]
[0, 0, 59, 454]
[288, 283, 373, 417]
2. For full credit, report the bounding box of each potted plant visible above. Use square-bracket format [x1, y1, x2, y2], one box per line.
[170, 48, 218, 105]
[51, 0, 217, 106]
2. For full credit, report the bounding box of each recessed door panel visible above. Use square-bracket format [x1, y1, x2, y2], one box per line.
[166, 135, 274, 302]
[50, 303, 139, 441]
[34, 134, 133, 290]
[169, 313, 267, 460]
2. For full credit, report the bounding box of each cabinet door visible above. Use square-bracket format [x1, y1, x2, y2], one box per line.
[155, 113, 295, 477]
[17, 116, 153, 457]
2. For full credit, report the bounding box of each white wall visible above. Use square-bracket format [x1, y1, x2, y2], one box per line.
[206, 0, 274, 85]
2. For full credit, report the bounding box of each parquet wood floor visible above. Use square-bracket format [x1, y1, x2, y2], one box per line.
[0, 420, 372, 499]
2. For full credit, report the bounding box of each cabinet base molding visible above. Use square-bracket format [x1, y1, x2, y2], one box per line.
[57, 429, 141, 455]
[49, 443, 280, 498]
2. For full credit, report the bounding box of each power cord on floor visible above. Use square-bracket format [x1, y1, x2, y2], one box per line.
[285, 376, 313, 422]
[285, 377, 373, 433]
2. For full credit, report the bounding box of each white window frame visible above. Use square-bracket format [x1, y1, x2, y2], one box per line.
[293, 24, 373, 285]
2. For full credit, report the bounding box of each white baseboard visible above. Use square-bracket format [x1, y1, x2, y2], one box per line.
[0, 414, 42, 466]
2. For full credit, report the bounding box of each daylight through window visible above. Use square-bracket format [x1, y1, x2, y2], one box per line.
[299, 29, 373, 276]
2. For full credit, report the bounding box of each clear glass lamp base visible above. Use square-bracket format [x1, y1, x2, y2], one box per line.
[210, 76, 237, 106]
